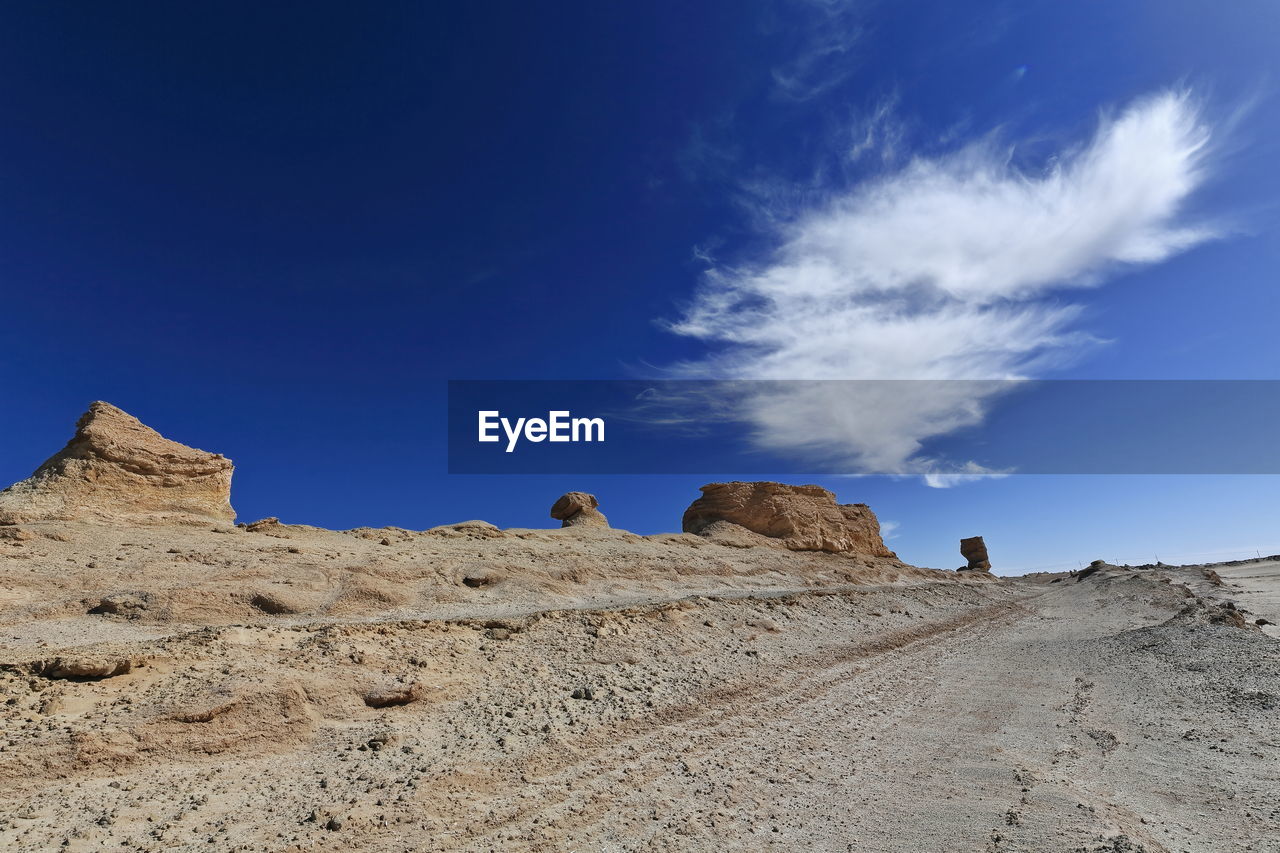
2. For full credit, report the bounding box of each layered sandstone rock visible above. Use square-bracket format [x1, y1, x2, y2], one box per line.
[550, 492, 609, 528]
[0, 402, 235, 526]
[959, 536, 991, 571]
[682, 481, 895, 557]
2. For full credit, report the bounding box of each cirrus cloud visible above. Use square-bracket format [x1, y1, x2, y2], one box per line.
[666, 91, 1216, 479]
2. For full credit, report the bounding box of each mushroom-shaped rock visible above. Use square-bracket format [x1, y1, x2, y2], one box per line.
[959, 536, 991, 571]
[550, 492, 609, 528]
[0, 401, 235, 526]
[681, 481, 895, 557]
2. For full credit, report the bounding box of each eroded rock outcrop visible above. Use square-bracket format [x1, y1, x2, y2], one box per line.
[682, 482, 895, 557]
[959, 536, 991, 571]
[33, 655, 137, 680]
[550, 492, 609, 528]
[0, 402, 235, 526]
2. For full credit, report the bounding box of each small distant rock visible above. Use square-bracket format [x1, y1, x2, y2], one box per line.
[362, 684, 421, 708]
[306, 809, 343, 831]
[550, 492, 609, 528]
[959, 536, 991, 571]
[35, 656, 135, 680]
[0, 526, 35, 542]
[89, 591, 153, 618]
[483, 619, 517, 640]
[460, 568, 502, 588]
[243, 517, 319, 538]
[1167, 600, 1255, 630]
[1076, 562, 1106, 581]
[248, 592, 300, 615]
[425, 520, 504, 539]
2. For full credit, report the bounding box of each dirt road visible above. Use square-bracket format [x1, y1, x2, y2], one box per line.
[413, 571, 1278, 852]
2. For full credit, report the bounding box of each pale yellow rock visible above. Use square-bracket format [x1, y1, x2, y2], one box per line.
[0, 401, 234, 526]
[550, 491, 609, 528]
[682, 481, 895, 557]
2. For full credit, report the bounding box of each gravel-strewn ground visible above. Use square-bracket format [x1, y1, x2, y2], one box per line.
[1, 522, 1276, 852]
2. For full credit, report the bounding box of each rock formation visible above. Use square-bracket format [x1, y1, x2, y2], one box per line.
[959, 536, 991, 571]
[550, 492, 609, 528]
[0, 401, 235, 526]
[682, 481, 895, 557]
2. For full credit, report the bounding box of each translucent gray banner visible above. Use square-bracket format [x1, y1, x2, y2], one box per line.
[447, 380, 1280, 475]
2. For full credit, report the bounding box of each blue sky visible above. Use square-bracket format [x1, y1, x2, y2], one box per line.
[1, 1, 1278, 572]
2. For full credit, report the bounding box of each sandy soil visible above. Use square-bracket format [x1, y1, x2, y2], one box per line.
[1, 522, 1277, 852]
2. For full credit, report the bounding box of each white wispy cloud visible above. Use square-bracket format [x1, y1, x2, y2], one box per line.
[921, 464, 1010, 489]
[769, 0, 865, 102]
[846, 94, 906, 165]
[667, 90, 1216, 478]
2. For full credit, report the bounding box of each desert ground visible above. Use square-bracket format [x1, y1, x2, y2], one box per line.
[1, 404, 1277, 852]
